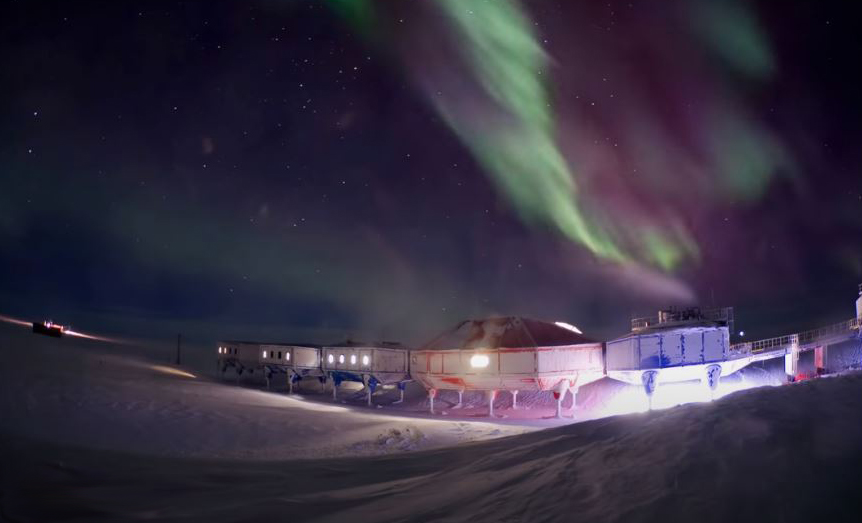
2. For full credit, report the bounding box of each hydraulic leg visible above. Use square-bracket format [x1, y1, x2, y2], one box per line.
[704, 364, 721, 399]
[570, 387, 579, 412]
[287, 369, 297, 394]
[331, 373, 338, 400]
[553, 381, 570, 418]
[363, 375, 378, 406]
[642, 370, 659, 410]
[393, 381, 406, 404]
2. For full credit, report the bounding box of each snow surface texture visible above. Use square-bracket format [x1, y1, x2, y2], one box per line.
[4, 371, 862, 521]
[0, 326, 534, 460]
[3, 323, 862, 521]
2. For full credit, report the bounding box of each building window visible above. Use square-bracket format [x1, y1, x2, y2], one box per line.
[350, 354, 357, 365]
[262, 350, 267, 358]
[327, 354, 334, 364]
[286, 352, 291, 361]
[338, 354, 345, 364]
[362, 355, 370, 366]
[278, 351, 282, 359]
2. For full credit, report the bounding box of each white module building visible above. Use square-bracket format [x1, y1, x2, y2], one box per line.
[411, 317, 604, 417]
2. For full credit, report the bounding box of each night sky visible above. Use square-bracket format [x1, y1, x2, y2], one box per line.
[2, 1, 861, 344]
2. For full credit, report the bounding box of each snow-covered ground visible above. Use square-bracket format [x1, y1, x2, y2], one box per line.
[2, 322, 861, 521]
[0, 325, 538, 460]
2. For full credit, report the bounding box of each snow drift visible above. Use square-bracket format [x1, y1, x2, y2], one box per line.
[3, 370, 862, 522]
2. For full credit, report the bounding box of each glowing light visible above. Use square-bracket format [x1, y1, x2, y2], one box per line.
[262, 350, 267, 358]
[554, 322, 583, 335]
[285, 352, 291, 361]
[362, 355, 370, 366]
[327, 354, 334, 364]
[64, 329, 117, 343]
[149, 365, 196, 379]
[338, 354, 345, 364]
[0, 314, 32, 328]
[350, 354, 357, 365]
[593, 376, 776, 418]
[470, 354, 490, 368]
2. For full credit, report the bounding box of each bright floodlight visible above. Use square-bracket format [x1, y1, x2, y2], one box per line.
[470, 354, 490, 368]
[362, 355, 370, 366]
[554, 321, 583, 334]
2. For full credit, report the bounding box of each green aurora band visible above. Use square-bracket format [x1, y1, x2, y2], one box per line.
[329, 0, 784, 272]
[330, 0, 691, 270]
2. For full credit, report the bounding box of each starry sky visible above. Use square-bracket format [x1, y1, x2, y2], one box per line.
[2, 0, 861, 344]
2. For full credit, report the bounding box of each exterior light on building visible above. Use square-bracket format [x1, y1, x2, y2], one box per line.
[470, 354, 490, 368]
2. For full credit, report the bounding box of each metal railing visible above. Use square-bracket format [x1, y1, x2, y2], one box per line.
[731, 317, 860, 355]
[631, 306, 733, 332]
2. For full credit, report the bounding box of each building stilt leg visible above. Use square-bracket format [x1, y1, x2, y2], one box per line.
[704, 364, 721, 400]
[570, 387, 579, 413]
[785, 335, 800, 382]
[488, 390, 497, 417]
[452, 389, 464, 409]
[553, 380, 569, 418]
[815, 345, 828, 375]
[642, 370, 658, 410]
[511, 390, 518, 410]
[455, 389, 464, 409]
[393, 381, 406, 404]
[429, 388, 437, 414]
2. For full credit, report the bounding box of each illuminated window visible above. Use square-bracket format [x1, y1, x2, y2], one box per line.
[350, 354, 357, 365]
[362, 355, 370, 366]
[262, 351, 267, 358]
[286, 352, 291, 361]
[327, 354, 334, 364]
[338, 354, 345, 364]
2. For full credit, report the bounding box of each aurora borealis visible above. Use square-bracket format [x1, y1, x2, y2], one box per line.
[333, 0, 790, 272]
[1, 1, 861, 343]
